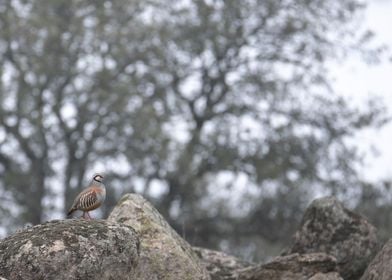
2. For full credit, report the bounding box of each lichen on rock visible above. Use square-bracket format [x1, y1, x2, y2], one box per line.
[238, 253, 342, 280]
[109, 193, 211, 280]
[284, 196, 379, 280]
[0, 219, 140, 280]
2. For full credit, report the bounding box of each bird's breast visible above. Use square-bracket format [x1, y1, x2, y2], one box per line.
[98, 187, 106, 202]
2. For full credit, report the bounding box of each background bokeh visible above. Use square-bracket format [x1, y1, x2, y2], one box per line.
[0, 0, 391, 262]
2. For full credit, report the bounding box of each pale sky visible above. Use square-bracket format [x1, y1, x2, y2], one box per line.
[333, 0, 392, 182]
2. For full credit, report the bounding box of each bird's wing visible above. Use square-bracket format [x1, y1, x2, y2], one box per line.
[77, 187, 99, 210]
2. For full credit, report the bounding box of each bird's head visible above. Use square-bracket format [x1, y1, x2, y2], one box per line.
[93, 174, 104, 183]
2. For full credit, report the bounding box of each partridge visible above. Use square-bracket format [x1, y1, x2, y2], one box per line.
[67, 174, 106, 219]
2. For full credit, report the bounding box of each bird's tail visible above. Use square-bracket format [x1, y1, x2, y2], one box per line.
[67, 207, 76, 218]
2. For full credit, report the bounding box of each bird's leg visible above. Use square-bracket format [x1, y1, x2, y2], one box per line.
[87, 212, 92, 219]
[82, 212, 88, 219]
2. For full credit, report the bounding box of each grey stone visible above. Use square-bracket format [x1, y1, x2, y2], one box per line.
[360, 238, 392, 280]
[284, 196, 379, 280]
[108, 193, 211, 280]
[193, 247, 252, 280]
[309, 272, 344, 280]
[238, 252, 341, 280]
[0, 219, 140, 280]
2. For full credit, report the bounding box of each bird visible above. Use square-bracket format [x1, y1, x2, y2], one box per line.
[67, 174, 106, 219]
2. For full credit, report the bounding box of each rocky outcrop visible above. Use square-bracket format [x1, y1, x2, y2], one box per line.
[108, 193, 210, 280]
[360, 238, 392, 280]
[309, 272, 344, 280]
[0, 219, 139, 280]
[193, 247, 252, 280]
[284, 196, 379, 280]
[0, 195, 382, 280]
[238, 253, 342, 280]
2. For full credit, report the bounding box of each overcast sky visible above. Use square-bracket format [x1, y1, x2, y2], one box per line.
[333, 0, 392, 182]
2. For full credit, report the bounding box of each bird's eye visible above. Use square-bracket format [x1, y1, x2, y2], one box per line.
[94, 175, 101, 181]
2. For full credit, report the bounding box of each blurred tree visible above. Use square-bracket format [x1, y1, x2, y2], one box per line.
[0, 0, 148, 224]
[0, 0, 387, 260]
[355, 181, 392, 244]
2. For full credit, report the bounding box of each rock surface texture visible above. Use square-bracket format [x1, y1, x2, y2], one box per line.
[0, 219, 139, 280]
[0, 195, 382, 280]
[194, 247, 252, 280]
[360, 238, 392, 280]
[284, 196, 379, 280]
[108, 193, 211, 280]
[237, 253, 342, 280]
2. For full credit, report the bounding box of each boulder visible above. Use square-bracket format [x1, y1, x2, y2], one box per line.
[284, 196, 379, 280]
[193, 247, 252, 280]
[360, 238, 392, 280]
[108, 193, 210, 280]
[238, 253, 342, 280]
[309, 272, 344, 280]
[0, 219, 139, 280]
